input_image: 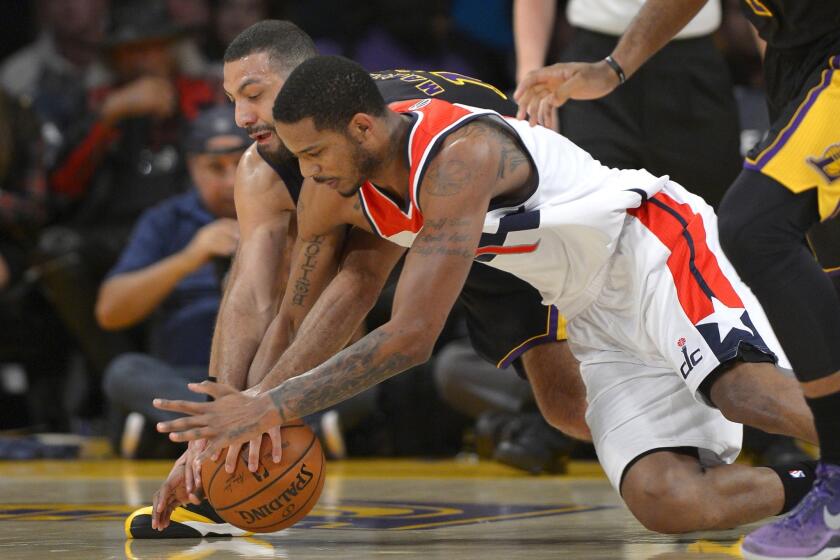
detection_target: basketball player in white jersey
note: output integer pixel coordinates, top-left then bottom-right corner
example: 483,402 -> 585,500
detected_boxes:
155,56 -> 819,533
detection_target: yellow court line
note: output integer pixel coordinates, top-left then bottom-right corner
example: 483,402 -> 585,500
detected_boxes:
391,505 -> 602,531
0,459 -> 607,480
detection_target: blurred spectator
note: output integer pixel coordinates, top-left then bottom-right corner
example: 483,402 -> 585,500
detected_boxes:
199,0 -> 272,79
0,90 -> 70,431
33,0 -> 216,417
1,0 -> 110,166
166,0 -> 211,30
0,0 -> 110,105
433,339 -> 576,473
165,0 -> 214,79
212,0 -> 271,54
98,105 -> 246,458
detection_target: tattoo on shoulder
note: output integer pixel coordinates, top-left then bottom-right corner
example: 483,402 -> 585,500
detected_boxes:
497,142 -> 528,179
424,159 -> 472,197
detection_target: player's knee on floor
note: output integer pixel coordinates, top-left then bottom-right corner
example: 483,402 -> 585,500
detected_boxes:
620,449 -> 716,534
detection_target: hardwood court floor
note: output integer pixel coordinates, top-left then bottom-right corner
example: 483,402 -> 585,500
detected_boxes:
0,458 -> 751,559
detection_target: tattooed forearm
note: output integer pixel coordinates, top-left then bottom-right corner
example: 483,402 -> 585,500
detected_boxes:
268,329 -> 416,421
292,235 -> 325,306
411,217 -> 476,260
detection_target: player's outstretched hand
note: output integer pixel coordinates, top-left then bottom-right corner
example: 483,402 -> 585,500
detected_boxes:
151,451 -> 197,531
219,424 -> 283,475
513,60 -> 621,127
153,380 -> 280,464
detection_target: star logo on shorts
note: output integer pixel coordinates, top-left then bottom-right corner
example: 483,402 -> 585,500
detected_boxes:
695,297 -> 754,343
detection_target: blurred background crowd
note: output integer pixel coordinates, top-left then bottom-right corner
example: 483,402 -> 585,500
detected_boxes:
0,0 -> 797,471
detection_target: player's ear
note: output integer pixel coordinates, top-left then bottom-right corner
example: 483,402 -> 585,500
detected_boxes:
347,113 -> 374,142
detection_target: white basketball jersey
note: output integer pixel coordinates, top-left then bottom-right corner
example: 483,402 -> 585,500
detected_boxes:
358,99 -> 667,318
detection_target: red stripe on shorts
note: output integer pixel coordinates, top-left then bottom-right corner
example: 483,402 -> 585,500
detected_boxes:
628,193 -> 744,323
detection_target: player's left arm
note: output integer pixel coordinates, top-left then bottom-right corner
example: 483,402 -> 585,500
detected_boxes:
153,122 -> 501,452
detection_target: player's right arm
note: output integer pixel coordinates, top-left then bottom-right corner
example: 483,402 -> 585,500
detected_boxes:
153,146 -> 295,529
514,0 -> 709,125
208,144 -> 296,391
243,181 -> 348,389
218,183 -> 402,474
246,182 -> 406,392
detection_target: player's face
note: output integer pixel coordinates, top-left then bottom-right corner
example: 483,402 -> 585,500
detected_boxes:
277,118 -> 379,198
188,140 -> 244,218
223,52 -> 285,155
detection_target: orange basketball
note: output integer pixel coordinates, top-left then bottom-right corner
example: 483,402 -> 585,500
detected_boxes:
201,423 -> 325,533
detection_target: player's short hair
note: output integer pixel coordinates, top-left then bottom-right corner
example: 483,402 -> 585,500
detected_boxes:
273,55 -> 386,132
223,20 -> 317,78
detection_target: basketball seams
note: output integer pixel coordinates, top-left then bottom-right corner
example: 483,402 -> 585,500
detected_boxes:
245,447 -> 326,531
213,433 -> 319,512
204,423 -> 308,496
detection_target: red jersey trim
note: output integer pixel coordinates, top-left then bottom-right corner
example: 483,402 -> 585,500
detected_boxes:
628,192 -> 744,324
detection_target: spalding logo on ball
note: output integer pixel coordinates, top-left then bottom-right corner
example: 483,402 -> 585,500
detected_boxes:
201,423 -> 326,532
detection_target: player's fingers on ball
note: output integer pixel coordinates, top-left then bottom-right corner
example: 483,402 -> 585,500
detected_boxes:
269,428 -> 283,463
248,437 -> 261,472
197,445 -> 219,468
226,442 -> 242,473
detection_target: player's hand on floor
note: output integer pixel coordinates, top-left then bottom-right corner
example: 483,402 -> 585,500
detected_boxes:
154,380 -> 279,464
151,451 -> 196,530
514,61 -> 621,127
184,438 -> 208,501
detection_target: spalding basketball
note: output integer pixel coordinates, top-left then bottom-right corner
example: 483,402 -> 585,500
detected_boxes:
201,423 -> 325,533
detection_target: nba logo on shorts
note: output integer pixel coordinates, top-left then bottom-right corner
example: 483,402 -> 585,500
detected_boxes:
788,469 -> 806,479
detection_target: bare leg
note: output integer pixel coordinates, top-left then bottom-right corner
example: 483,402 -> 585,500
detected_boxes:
621,450 -> 783,534
710,362 -> 817,444
521,341 -> 591,441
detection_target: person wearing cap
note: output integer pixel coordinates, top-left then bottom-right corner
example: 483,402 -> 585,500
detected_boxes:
95,104 -> 248,459
31,0 -> 217,406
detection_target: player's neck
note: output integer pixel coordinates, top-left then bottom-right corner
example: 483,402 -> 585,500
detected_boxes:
364,113 -> 412,202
